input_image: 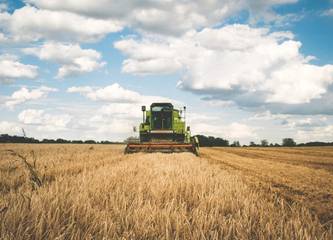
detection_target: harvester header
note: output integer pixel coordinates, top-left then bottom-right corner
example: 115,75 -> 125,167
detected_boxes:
125,103 -> 199,155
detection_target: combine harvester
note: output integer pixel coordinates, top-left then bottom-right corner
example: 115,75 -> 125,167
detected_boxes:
125,103 -> 199,156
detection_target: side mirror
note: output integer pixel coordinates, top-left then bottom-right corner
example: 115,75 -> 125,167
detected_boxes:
187,126 -> 190,131
142,106 -> 146,112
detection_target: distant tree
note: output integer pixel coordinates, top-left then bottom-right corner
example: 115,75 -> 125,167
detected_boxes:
56,138 -> 69,144
0,134 -> 39,143
230,141 -> 240,147
42,139 -> 56,143
261,139 -> 269,147
208,136 -> 215,146
282,138 -> 296,147
215,137 -> 229,147
194,135 -> 229,147
6,133 -> 332,147
297,141 -> 333,147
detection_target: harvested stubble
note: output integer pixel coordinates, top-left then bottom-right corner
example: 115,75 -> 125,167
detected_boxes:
0,144 -> 332,239
201,147 -> 333,225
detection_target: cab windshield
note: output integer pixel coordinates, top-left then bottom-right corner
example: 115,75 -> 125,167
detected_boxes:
151,105 -> 172,130
151,105 -> 172,112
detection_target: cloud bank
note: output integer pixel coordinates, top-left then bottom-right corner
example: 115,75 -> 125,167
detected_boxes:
115,24 -> 333,110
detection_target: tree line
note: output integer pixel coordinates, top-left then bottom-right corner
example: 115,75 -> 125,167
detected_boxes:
194,135 -> 333,147
1,133 -> 333,147
0,134 -> 120,144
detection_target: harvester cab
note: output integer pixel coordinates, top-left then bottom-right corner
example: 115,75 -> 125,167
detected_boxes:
125,103 -> 199,155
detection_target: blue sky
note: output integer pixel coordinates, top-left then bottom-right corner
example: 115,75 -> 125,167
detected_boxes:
0,0 -> 333,144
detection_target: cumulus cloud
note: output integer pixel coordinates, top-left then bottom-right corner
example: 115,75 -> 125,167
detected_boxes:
248,90 -> 333,115
83,109 -> 137,136
184,111 -> 257,141
191,121 -> 257,141
114,39 -> 182,75
18,109 -> 44,124
0,121 -> 21,134
24,0 -> 297,36
0,6 -> 123,42
321,8 -> 333,17
281,116 -> 328,129
249,111 -> 289,121
67,84 -> 140,102
23,42 -> 106,78
5,86 -> 57,109
296,124 -> 333,142
0,3 -> 7,12
96,103 -> 141,119
115,24 -> 333,108
0,32 -> 9,43
0,54 -> 38,83
249,113 -> 333,143
18,109 -> 72,132
67,83 -> 174,104
247,0 -> 298,24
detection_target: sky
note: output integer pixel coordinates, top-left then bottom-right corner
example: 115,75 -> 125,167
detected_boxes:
0,0 -> 333,144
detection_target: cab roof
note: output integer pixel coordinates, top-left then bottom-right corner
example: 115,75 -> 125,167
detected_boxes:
150,103 -> 173,108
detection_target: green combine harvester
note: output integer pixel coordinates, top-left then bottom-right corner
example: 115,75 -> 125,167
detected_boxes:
125,103 -> 199,155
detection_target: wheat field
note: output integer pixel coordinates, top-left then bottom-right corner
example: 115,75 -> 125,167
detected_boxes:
0,144 -> 333,239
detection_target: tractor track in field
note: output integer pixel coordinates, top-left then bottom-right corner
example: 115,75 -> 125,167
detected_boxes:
217,148 -> 333,173
201,148 -> 333,225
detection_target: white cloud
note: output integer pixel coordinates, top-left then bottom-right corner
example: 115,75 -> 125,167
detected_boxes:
247,0 -> 298,24
282,116 -> 328,129
67,84 -> 140,102
0,32 -> 9,43
249,111 -> 289,121
204,100 -> 235,108
67,83 -> 174,105
296,125 -> 333,143
114,39 -> 182,75
0,6 -> 123,42
191,121 -> 257,141
25,0 -> 297,36
23,42 -> 106,78
227,122 -> 257,140
5,86 -> 57,109
0,121 -> 21,135
18,109 -> 44,124
18,109 -> 72,132
97,103 -> 141,119
88,114 -> 136,135
59,103 -> 141,140
185,110 -> 257,141
0,3 -> 7,12
115,24 -> 333,105
0,54 -> 38,83
321,8 -> 333,17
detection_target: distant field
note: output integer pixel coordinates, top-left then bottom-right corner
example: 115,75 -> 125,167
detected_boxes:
1,144 -> 332,239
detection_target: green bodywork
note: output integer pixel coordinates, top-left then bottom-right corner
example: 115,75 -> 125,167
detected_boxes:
139,103 -> 191,143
